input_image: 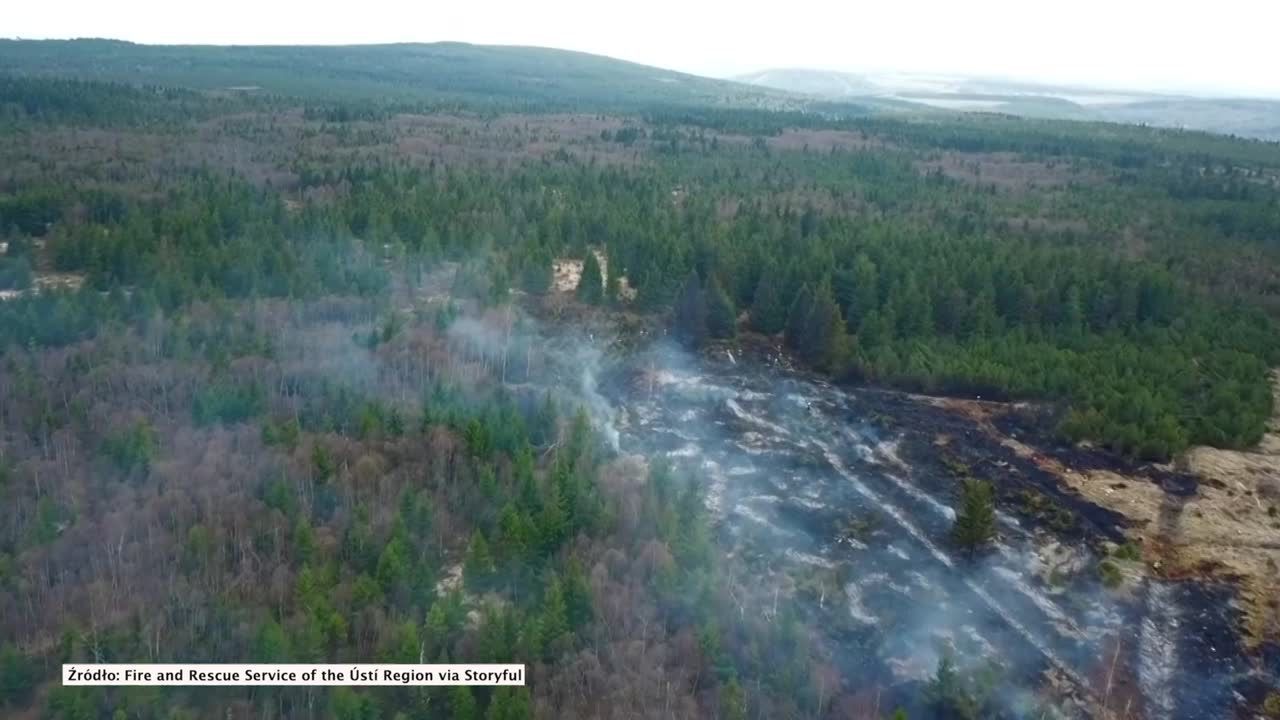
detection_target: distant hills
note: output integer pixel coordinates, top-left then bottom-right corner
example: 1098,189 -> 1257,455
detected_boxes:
735,68 -> 1280,140
0,39 -> 788,111
3,39 -> 1278,140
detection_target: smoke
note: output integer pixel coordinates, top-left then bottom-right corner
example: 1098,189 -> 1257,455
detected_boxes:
402,281 -> 1239,718
446,309 -> 621,451
572,340 -> 620,451
596,338 -> 1244,719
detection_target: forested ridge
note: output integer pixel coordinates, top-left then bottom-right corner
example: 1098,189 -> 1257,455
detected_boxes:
1,49 -> 1280,719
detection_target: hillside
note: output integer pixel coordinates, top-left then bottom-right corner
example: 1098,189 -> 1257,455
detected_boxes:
0,38 -> 786,110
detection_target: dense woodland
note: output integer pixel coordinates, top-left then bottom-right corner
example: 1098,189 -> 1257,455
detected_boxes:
2,43 -> 1280,719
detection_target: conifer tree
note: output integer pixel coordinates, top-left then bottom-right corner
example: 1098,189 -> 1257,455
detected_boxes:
952,478 -> 997,558
785,283 -> 814,351
604,245 -> 621,305
0,644 -> 34,706
450,685 -> 479,720
672,270 -> 708,348
464,531 -> 495,590
540,575 -> 571,658
562,558 -> 594,629
576,252 -> 603,304
519,249 -> 553,295
750,271 -> 786,334
705,275 -> 737,339
801,283 -> 849,369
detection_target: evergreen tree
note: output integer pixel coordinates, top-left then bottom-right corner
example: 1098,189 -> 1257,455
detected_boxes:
925,655 -> 979,719
800,283 -> 849,370
604,245 -> 621,305
0,644 -> 34,706
672,270 -> 708,348
537,476 -> 569,554
705,275 -> 737,339
562,558 -> 594,629
749,271 -> 786,334
464,531 -> 496,590
253,619 -> 289,662
849,253 -> 879,329
576,252 -> 603,304
518,249 -> 552,295
784,283 -> 814,351
951,478 -> 997,558
540,575 -> 571,659
450,685 -> 479,720
487,687 -> 533,720
1059,283 -> 1084,336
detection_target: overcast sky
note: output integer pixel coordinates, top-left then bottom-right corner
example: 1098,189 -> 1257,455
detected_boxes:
7,0 -> 1280,98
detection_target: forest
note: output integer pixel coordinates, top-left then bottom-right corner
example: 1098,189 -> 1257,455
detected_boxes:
2,41 -> 1280,719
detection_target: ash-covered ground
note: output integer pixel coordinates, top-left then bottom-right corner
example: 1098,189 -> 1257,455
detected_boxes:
579,340 -> 1270,719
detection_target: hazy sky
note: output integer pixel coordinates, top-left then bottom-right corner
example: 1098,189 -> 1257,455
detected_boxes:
8,0 -> 1280,98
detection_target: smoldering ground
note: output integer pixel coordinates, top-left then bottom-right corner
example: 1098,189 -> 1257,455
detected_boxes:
585,338 -> 1256,720
201,265 -> 1260,719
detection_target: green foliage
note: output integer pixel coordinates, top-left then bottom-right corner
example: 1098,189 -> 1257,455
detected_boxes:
791,283 -> 850,371
720,677 -> 747,720
253,620 -> 289,662
376,530 -> 411,592
0,643 -> 34,706
4,51 -> 1280,720
45,686 -> 100,720
705,275 -> 737,339
785,284 -> 814,350
450,685 -> 478,720
672,270 -> 708,348
464,530 -> 496,591
486,687 -> 532,720
749,271 -> 786,334
576,252 -> 604,304
1098,559 -> 1124,588
192,381 -> 264,426
0,100 -> 1273,460
517,249 -> 553,295
329,686 -> 377,720
309,446 -> 338,487
0,255 -> 32,291
951,478 -> 997,558
1112,541 -> 1142,562
562,559 -> 594,629
924,655 -> 1000,720
261,416 -> 301,450
539,574 -> 572,659
0,39 -> 754,111
0,74 -> 216,126
261,476 -> 298,518
100,420 -> 155,475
